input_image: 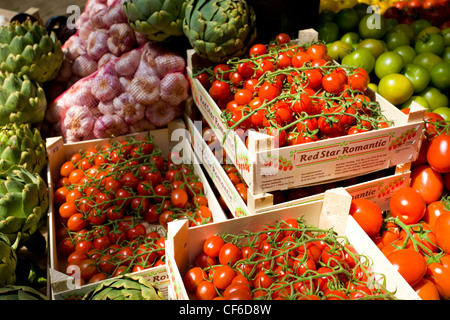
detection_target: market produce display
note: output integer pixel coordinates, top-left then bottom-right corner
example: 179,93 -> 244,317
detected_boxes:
182,217 -> 396,300
53,134 -> 214,285
0,0 -> 449,302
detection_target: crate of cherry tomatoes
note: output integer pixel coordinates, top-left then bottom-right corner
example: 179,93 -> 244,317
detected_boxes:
46,119 -> 227,299
186,28 -> 425,195
185,112 -> 412,216
165,187 -> 419,300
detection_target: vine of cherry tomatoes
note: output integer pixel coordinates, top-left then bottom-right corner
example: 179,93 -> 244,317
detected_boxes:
183,218 -> 396,300
53,134 -> 213,285
195,33 -> 393,148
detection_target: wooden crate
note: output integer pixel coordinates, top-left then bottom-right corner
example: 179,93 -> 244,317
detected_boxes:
187,28 -> 426,196
46,120 -> 227,299
165,188 -> 420,300
185,113 -> 411,216
0,7 -> 41,26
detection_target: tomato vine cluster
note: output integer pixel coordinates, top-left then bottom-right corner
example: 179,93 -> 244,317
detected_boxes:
53,135 -> 213,284
183,218 -> 396,300
195,33 -> 393,148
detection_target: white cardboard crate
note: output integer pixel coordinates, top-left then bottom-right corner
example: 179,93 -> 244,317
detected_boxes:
185,113 -> 412,216
186,28 -> 426,195
46,120 -> 227,299
165,188 -> 420,300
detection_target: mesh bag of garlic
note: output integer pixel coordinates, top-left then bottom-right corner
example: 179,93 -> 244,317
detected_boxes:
43,41 -> 190,142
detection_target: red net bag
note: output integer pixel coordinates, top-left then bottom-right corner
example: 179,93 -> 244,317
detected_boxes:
44,42 -> 189,142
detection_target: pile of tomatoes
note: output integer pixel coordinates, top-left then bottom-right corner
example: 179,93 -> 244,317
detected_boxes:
53,134 -> 213,285
183,218 -> 396,300
350,112 -> 450,300
195,33 -> 392,148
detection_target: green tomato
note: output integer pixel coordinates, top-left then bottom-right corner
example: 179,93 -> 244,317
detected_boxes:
410,19 -> 432,37
335,8 -> 360,32
357,38 -> 386,59
433,107 -> 450,121
318,10 -> 336,24
385,18 -> 399,33
375,51 -> 404,80
401,63 -> 431,93
385,31 -> 411,51
318,22 -> 340,43
378,73 -> 414,106
389,23 -> 416,42
341,47 -> 376,74
413,52 -> 443,71
327,40 -> 354,61
353,2 -> 370,19
415,33 -> 445,56
340,32 -> 360,46
419,87 -> 449,110
442,47 -> 450,63
416,26 -> 441,41
441,28 -> 450,47
400,95 -> 430,111
430,61 -> 450,90
368,82 -> 378,92
393,45 -> 417,65
358,14 -> 387,39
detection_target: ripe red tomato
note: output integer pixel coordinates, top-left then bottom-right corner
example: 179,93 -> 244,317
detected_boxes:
209,80 -> 231,101
389,187 -> 426,224
349,199 -> 383,236
410,164 -> 444,204
434,212 -> 450,253
211,265 -> 236,290
413,277 -> 440,300
183,267 -> 207,293
195,280 -> 217,300
171,188 -> 188,208
427,134 -> 450,173
218,242 -> 242,266
424,200 -> 449,228
426,253 -> 450,299
387,249 -> 427,286
203,235 -> 225,258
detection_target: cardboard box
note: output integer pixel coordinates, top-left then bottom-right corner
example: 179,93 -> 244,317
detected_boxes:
185,113 -> 411,216
46,120 -> 227,299
165,188 -> 420,300
186,29 -> 426,195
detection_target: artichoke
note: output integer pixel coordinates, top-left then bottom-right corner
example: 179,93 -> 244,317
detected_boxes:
0,123 -> 47,174
0,232 -> 18,287
82,274 -> 165,300
183,0 -> 257,63
0,20 -> 63,83
0,285 -> 48,300
0,72 -> 47,126
0,166 -> 48,244
124,0 -> 188,42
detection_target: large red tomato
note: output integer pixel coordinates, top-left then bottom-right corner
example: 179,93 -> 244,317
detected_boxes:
426,254 -> 450,299
387,249 -> 427,286
410,164 -> 444,204
349,199 -> 383,236
434,212 -> 450,253
389,187 -> 427,224
427,134 -> 450,173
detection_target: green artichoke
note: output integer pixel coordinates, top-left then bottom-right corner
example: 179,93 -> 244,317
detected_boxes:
0,20 -> 63,83
82,274 -> 165,300
0,166 -> 48,244
0,232 -> 18,287
0,285 -> 47,300
124,0 -> 188,42
0,123 -> 47,174
183,0 -> 257,63
0,72 -> 47,126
